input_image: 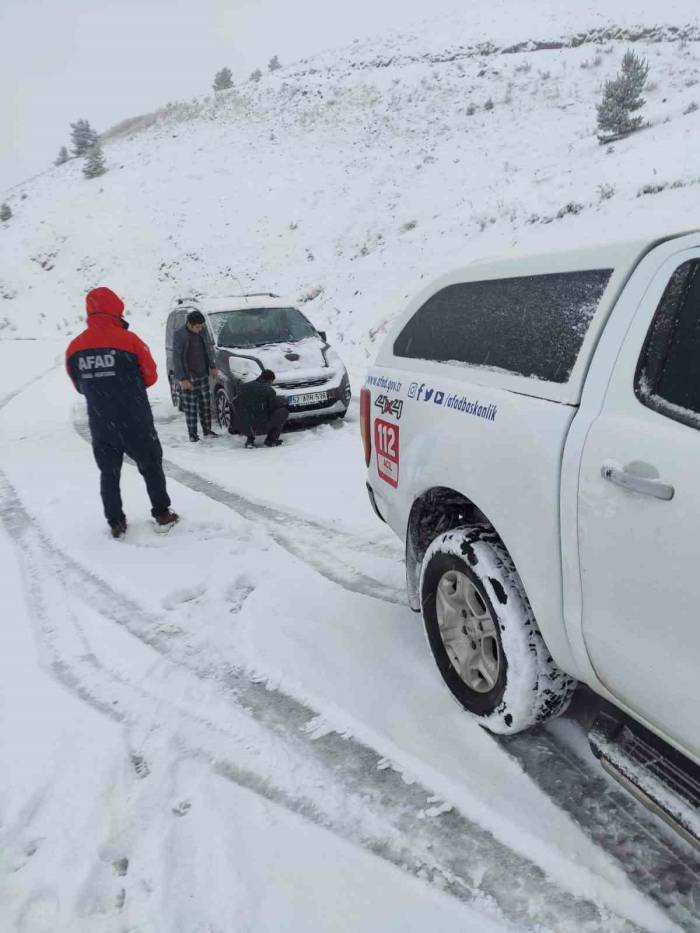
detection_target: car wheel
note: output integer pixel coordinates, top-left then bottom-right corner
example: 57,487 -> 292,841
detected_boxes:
215,386 -> 232,430
420,525 -> 575,734
170,374 -> 182,410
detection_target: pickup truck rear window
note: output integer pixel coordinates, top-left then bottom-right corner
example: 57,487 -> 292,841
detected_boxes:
393,269 -> 613,383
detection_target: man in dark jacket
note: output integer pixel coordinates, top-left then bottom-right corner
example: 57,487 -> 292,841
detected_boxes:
66,286 -> 178,538
233,370 -> 289,448
173,310 -> 219,442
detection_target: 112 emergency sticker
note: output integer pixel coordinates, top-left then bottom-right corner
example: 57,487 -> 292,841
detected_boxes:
374,418 -> 399,487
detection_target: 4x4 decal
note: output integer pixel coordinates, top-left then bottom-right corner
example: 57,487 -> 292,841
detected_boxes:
375,394 -> 403,420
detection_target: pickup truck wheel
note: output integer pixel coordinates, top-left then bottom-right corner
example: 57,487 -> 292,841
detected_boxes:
421,526 -> 575,734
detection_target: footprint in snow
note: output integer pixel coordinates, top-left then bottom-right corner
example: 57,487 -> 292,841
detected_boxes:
172,800 -> 192,817
24,839 -> 41,858
5,838 -> 42,873
130,752 -> 150,779
162,583 -> 207,610
112,857 -> 129,877
226,577 -> 255,614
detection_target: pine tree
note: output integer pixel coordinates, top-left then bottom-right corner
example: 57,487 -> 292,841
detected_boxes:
268,55 -> 281,72
0,203 -> 12,222
597,50 -> 650,142
54,146 -> 69,166
213,67 -> 233,91
250,68 -> 262,83
70,119 -> 99,157
82,144 -> 107,179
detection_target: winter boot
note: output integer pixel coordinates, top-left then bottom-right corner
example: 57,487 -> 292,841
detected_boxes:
264,438 -> 284,447
109,516 -> 127,539
244,437 -> 256,449
189,434 -> 199,443
203,429 -> 220,438
155,509 -> 179,529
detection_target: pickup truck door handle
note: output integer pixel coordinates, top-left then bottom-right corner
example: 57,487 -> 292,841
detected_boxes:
601,462 -> 675,501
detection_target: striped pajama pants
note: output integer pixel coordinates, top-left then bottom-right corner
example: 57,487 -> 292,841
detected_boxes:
182,375 -> 211,437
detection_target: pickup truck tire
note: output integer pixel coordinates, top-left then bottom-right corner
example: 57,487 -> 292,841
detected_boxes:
420,526 -> 575,734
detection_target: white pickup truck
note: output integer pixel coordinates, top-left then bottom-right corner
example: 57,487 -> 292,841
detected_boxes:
361,231 -> 700,846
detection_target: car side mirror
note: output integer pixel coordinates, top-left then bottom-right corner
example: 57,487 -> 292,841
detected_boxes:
318,330 -> 327,342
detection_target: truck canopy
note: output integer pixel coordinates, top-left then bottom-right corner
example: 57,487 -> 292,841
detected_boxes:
380,232 -> 699,406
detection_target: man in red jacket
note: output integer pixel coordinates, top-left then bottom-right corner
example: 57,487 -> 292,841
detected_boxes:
66,286 -> 179,538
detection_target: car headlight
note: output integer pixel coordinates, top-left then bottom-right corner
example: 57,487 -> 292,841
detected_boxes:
323,345 -> 343,369
228,357 -> 259,381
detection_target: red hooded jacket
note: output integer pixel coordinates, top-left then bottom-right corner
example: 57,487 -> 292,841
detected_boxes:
66,287 -> 157,390
66,288 -> 159,442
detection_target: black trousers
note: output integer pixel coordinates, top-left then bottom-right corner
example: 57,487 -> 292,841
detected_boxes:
92,433 -> 170,525
245,406 -> 289,442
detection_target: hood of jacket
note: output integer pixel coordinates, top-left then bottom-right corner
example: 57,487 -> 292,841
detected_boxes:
86,287 -> 125,324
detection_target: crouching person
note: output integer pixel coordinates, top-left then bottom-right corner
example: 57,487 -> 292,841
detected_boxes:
66,286 -> 179,538
232,369 -> 289,448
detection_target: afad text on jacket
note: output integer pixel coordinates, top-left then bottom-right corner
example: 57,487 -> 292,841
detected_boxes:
66,287 -> 158,443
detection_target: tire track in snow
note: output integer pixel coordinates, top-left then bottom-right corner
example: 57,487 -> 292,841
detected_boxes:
0,361 -> 61,411
499,728 -> 700,932
71,409 -> 405,606
0,473 -> 649,933
68,398 -> 700,929
162,457 -> 404,603
4,375 -> 695,928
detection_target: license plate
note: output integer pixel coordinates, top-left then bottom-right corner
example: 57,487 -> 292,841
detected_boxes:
288,391 -> 328,407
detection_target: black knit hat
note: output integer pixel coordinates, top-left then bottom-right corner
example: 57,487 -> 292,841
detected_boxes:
187,310 -> 206,325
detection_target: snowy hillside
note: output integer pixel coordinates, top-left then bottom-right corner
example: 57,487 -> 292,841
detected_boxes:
2,3 -> 700,931
1,0 -> 699,379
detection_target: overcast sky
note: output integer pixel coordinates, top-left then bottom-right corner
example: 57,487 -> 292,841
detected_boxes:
0,0 -> 462,191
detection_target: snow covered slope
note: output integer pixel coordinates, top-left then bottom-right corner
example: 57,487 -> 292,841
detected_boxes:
1,0 -> 699,379
2,4 -> 700,930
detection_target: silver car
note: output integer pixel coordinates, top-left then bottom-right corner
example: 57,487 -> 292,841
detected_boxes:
165,294 -> 352,430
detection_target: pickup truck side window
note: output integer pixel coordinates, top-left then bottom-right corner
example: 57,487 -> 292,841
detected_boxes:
635,259 -> 700,429
393,269 -> 612,383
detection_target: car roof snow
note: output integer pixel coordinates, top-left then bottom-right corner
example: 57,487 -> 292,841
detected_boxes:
172,295 -> 294,314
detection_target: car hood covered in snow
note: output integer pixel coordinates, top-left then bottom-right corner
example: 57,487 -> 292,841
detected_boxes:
249,337 -> 338,384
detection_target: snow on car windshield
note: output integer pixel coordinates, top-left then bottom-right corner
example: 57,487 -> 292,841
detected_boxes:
209,307 -> 316,349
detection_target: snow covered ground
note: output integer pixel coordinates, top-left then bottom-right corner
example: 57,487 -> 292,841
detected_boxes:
2,1 -> 700,930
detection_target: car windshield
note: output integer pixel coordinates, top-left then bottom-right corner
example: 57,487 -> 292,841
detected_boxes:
208,307 -> 316,349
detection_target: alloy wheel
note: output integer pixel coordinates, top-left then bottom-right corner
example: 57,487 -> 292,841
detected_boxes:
216,389 -> 231,429
170,376 -> 182,410
435,570 -> 501,693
